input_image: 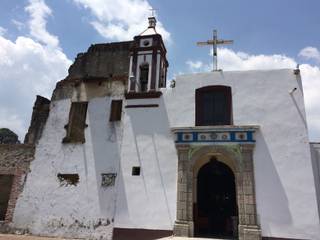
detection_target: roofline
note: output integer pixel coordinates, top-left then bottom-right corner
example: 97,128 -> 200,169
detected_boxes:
176,68 -> 296,78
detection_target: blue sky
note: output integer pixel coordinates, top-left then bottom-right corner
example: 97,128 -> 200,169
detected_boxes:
0,0 -> 319,141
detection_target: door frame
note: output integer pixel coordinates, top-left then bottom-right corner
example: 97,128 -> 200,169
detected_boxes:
173,144 -> 261,240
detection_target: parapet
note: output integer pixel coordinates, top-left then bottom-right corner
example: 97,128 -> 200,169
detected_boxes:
52,41 -> 134,101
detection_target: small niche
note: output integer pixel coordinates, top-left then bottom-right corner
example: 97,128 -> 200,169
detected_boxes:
132,167 -> 141,176
0,174 -> 14,220
109,100 -> 123,122
57,173 -> 79,186
101,173 -> 117,187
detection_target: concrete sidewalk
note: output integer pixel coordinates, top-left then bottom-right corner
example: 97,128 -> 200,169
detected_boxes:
0,234 -> 231,240
0,234 -> 79,240
160,237 -> 232,240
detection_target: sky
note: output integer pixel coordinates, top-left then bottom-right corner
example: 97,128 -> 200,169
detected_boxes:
0,0 -> 319,141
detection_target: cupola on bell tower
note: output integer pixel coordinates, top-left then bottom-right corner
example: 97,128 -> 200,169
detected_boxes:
126,17 -> 168,98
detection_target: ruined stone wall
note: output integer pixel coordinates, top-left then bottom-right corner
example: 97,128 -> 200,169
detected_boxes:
24,96 -> 50,145
2,41 -> 132,238
0,144 -> 35,223
10,41 -> 133,239
52,41 -> 133,101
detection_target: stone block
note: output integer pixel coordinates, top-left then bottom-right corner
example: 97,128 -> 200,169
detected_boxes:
243,186 -> 253,195
239,224 -> 261,240
174,221 -> 193,237
244,194 -> 254,204
179,183 -> 187,192
179,152 -> 189,161
178,191 -> 187,202
177,209 -> 183,220
173,221 -> 189,237
245,204 -> 256,215
249,214 -> 257,225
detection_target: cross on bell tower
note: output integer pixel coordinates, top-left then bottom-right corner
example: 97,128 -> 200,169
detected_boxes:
126,16 -> 168,97
149,8 -> 157,17
197,30 -> 233,71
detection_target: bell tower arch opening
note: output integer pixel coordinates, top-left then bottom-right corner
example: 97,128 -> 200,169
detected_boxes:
126,16 -> 168,97
194,157 -> 238,238
139,63 -> 149,92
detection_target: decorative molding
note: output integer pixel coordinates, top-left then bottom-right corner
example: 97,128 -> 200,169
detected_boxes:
172,126 -> 258,144
130,54 -> 138,91
125,91 -> 162,99
133,34 -> 167,54
174,137 -> 261,239
101,173 -> 117,187
150,50 -> 157,90
125,104 -> 159,108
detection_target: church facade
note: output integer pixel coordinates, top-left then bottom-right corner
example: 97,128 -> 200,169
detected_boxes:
1,17 -> 320,240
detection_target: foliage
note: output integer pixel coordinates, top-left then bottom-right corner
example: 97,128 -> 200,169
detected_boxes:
0,128 -> 20,144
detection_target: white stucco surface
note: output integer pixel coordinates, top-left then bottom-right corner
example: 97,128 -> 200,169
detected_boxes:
163,69 -> 320,239
114,97 -> 178,230
311,143 -> 320,217
12,68 -> 320,240
13,97 -> 120,239
13,95 -> 178,238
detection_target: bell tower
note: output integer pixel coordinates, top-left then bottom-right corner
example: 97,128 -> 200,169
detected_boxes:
126,17 -> 168,98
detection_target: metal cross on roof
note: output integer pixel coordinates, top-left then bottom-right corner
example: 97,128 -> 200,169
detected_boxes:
197,30 -> 233,71
149,8 -> 157,17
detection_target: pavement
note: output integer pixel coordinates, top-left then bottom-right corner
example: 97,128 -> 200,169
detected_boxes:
0,234 -> 231,240
0,234 -> 78,240
160,237 -> 232,240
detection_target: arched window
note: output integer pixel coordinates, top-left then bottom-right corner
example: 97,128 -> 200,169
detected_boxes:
195,86 -> 232,126
139,64 -> 149,92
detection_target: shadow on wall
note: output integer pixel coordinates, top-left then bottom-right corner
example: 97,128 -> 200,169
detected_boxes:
310,144 -> 320,219
87,97 -> 125,225
254,130 -> 292,235
289,92 -> 307,130
86,96 -> 177,234
127,97 -> 176,227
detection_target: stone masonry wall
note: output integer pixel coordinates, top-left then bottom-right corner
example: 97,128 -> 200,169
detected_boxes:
52,41 -> 133,101
0,144 -> 35,223
24,96 -> 50,145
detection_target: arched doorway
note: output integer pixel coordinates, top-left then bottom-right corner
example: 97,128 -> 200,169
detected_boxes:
194,157 -> 238,238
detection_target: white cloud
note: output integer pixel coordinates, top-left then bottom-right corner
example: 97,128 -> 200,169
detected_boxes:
25,0 -> 59,47
0,1 -> 71,140
299,46 -> 320,63
0,109 -> 25,140
299,64 -> 320,141
12,19 -> 25,31
72,0 -> 171,42
0,26 -> 7,36
217,48 -> 296,70
185,48 -> 320,141
186,60 -> 205,72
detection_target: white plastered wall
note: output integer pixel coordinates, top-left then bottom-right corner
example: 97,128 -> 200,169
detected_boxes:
114,97 -> 178,230
12,97 -> 122,239
13,68 -> 320,239
163,69 -> 320,239
311,143 -> 320,219
13,94 -> 178,236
